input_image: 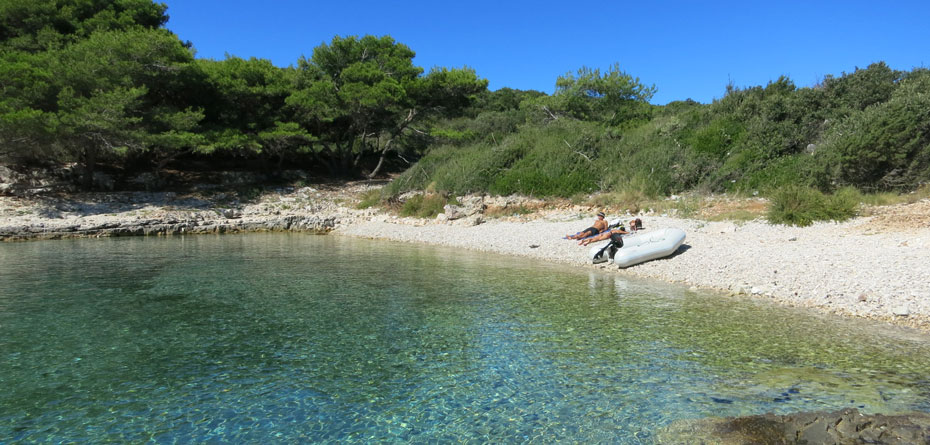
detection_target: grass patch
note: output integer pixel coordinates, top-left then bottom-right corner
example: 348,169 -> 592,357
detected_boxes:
856,184 -> 930,206
484,204 -> 537,219
399,193 -> 450,218
587,191 -> 705,218
587,188 -> 652,214
356,188 -> 382,209
706,209 -> 760,222
654,196 -> 702,219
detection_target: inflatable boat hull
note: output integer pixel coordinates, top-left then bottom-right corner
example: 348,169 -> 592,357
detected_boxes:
588,228 -> 686,268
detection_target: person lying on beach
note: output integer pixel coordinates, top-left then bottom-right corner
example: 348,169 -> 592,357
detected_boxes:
565,212 -> 609,240
580,226 -> 629,246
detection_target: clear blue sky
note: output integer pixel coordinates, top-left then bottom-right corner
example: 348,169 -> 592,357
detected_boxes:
160,0 -> 929,105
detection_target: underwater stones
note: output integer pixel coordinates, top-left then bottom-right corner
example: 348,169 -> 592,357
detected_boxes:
656,408 -> 930,444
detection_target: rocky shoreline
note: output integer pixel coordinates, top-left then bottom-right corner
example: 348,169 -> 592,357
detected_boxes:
0,211 -> 338,240
3,182 -> 930,334
0,188 -> 351,241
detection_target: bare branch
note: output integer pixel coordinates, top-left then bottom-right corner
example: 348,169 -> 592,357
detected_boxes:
542,105 -> 559,120
574,151 -> 592,162
564,139 -> 592,162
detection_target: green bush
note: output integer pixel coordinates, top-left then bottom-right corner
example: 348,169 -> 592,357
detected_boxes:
487,122 -> 601,196
737,155 -> 816,193
766,185 -> 859,226
684,117 -> 744,158
767,185 -> 825,226
812,70 -> 930,190
399,193 -> 449,218
824,186 -> 861,220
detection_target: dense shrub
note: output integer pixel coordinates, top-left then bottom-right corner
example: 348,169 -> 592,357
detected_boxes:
811,69 -> 930,190
487,121 -> 602,196
386,119 -> 605,198
766,185 -> 859,226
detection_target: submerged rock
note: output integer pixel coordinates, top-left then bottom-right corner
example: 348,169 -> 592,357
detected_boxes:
656,408 -> 930,444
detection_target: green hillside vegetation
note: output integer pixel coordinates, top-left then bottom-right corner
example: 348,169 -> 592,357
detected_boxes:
2,1 -> 929,226
389,64 -> 930,197
386,64 -> 930,225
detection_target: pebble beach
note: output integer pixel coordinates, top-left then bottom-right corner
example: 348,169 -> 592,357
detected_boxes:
3,182 -> 930,332
339,209 -> 930,332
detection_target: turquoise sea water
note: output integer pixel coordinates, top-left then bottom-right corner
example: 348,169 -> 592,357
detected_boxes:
1,234 -> 929,443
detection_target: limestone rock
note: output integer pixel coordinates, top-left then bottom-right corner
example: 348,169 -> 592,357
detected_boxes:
442,204 -> 466,220
0,165 -> 18,184
460,214 -> 483,226
457,195 -> 486,215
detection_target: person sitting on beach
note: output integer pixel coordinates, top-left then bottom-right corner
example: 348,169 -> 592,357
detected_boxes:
580,225 -> 629,246
565,212 -> 609,240
628,218 -> 643,231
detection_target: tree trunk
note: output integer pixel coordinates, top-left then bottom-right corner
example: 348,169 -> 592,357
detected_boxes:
367,137 -> 394,179
316,143 -> 337,176
155,147 -> 194,177
277,151 -> 286,173
367,109 -> 417,179
81,146 -> 97,190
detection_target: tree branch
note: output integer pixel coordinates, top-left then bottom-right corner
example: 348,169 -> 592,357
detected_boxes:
564,139 -> 592,162
542,105 -> 559,120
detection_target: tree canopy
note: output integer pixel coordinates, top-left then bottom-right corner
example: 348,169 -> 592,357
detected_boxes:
1,0 -> 927,199
0,2 -> 489,185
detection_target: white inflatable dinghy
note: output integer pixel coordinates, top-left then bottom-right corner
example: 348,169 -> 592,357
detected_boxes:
588,227 -> 686,268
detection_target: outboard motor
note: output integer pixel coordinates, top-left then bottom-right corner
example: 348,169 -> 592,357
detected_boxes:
591,229 -> 624,264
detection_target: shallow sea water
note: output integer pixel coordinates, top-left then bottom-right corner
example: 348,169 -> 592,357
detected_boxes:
1,233 -> 929,443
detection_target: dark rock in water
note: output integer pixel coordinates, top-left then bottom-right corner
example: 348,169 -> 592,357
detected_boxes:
656,408 -> 930,444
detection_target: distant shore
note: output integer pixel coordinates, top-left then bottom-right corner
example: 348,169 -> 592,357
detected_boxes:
3,183 -> 929,333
